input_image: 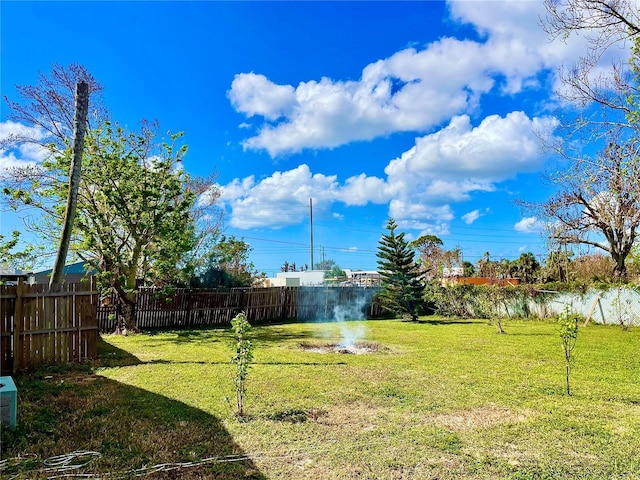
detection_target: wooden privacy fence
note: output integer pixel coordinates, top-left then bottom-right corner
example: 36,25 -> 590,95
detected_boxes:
98,286 -> 382,332
1,280 -> 99,375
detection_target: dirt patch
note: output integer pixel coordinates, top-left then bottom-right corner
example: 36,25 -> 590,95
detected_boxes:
299,341 -> 388,354
426,405 -> 533,432
319,403 -> 392,431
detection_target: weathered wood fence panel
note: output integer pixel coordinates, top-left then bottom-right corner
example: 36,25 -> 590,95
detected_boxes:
243,287 -> 297,323
97,286 -> 382,332
1,285 -> 16,374
0,281 -> 99,375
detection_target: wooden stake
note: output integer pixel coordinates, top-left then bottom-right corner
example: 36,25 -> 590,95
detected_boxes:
583,296 -> 600,326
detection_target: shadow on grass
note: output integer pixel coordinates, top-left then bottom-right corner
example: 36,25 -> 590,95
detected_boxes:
146,359 -> 347,367
2,367 -> 265,479
98,336 -> 342,369
142,325 -> 229,343
416,318 -> 479,326
138,324 -> 317,348
96,335 -> 144,367
124,317 -> 400,348
506,332 -> 551,336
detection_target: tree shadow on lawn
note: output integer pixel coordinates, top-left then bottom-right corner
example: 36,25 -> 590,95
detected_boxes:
146,359 -> 347,367
138,324 -> 317,347
96,335 -> 145,367
415,318 -> 480,326
97,336 -> 344,369
2,365 -> 265,479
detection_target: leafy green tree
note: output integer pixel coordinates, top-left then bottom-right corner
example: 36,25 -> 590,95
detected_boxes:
194,236 -> 260,288
462,261 -> 476,277
476,252 -> 498,278
324,264 -> 346,281
376,218 -> 424,320
0,231 -> 43,272
231,311 -> 254,418
514,252 -> 540,283
314,258 -> 337,270
1,65 -> 220,332
411,235 -> 463,280
4,122 -> 198,332
542,249 -> 574,283
497,258 -> 515,279
558,306 -> 579,395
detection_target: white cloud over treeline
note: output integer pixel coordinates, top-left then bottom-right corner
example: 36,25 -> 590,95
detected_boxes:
218,111 -> 557,229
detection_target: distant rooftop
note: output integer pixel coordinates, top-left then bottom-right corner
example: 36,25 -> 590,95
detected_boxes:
35,261 -> 97,275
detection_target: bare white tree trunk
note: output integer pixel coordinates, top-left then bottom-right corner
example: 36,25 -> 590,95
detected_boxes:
50,81 -> 89,287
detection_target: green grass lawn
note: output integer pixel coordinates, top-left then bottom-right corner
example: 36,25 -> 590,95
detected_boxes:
2,317 -> 639,479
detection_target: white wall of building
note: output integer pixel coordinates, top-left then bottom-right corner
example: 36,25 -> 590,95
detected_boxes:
263,270 -> 327,287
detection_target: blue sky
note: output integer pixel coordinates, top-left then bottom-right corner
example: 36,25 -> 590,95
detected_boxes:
0,1 -> 624,276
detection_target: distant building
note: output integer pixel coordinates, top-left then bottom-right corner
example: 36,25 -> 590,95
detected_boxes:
262,270 -> 326,287
347,270 -> 381,287
32,261 -> 97,285
262,269 -> 382,288
0,266 -> 32,285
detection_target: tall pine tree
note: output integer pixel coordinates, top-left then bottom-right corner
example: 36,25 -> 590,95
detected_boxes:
376,218 -> 424,320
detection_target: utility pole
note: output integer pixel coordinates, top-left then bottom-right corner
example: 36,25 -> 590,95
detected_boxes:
309,198 -> 314,270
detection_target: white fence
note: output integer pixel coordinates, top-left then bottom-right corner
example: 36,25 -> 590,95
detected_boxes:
531,287 -> 640,327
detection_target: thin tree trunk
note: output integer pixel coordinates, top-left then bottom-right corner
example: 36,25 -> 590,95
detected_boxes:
50,81 -> 89,287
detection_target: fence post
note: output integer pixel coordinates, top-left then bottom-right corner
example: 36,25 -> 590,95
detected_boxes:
240,288 -> 246,313
279,288 -> 285,321
12,278 -> 24,374
185,289 -> 193,327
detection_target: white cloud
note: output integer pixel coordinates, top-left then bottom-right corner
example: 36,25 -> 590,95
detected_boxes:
375,112 -> 556,221
338,173 -> 392,206
230,42 -> 494,156
0,120 -> 47,142
462,209 -> 486,225
227,1 -> 576,157
389,199 -> 454,223
228,73 -> 296,121
218,164 -> 340,229
514,216 -> 543,233
415,223 -> 452,237
219,111 -> 557,230
0,121 -> 50,171
385,112 -> 558,185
